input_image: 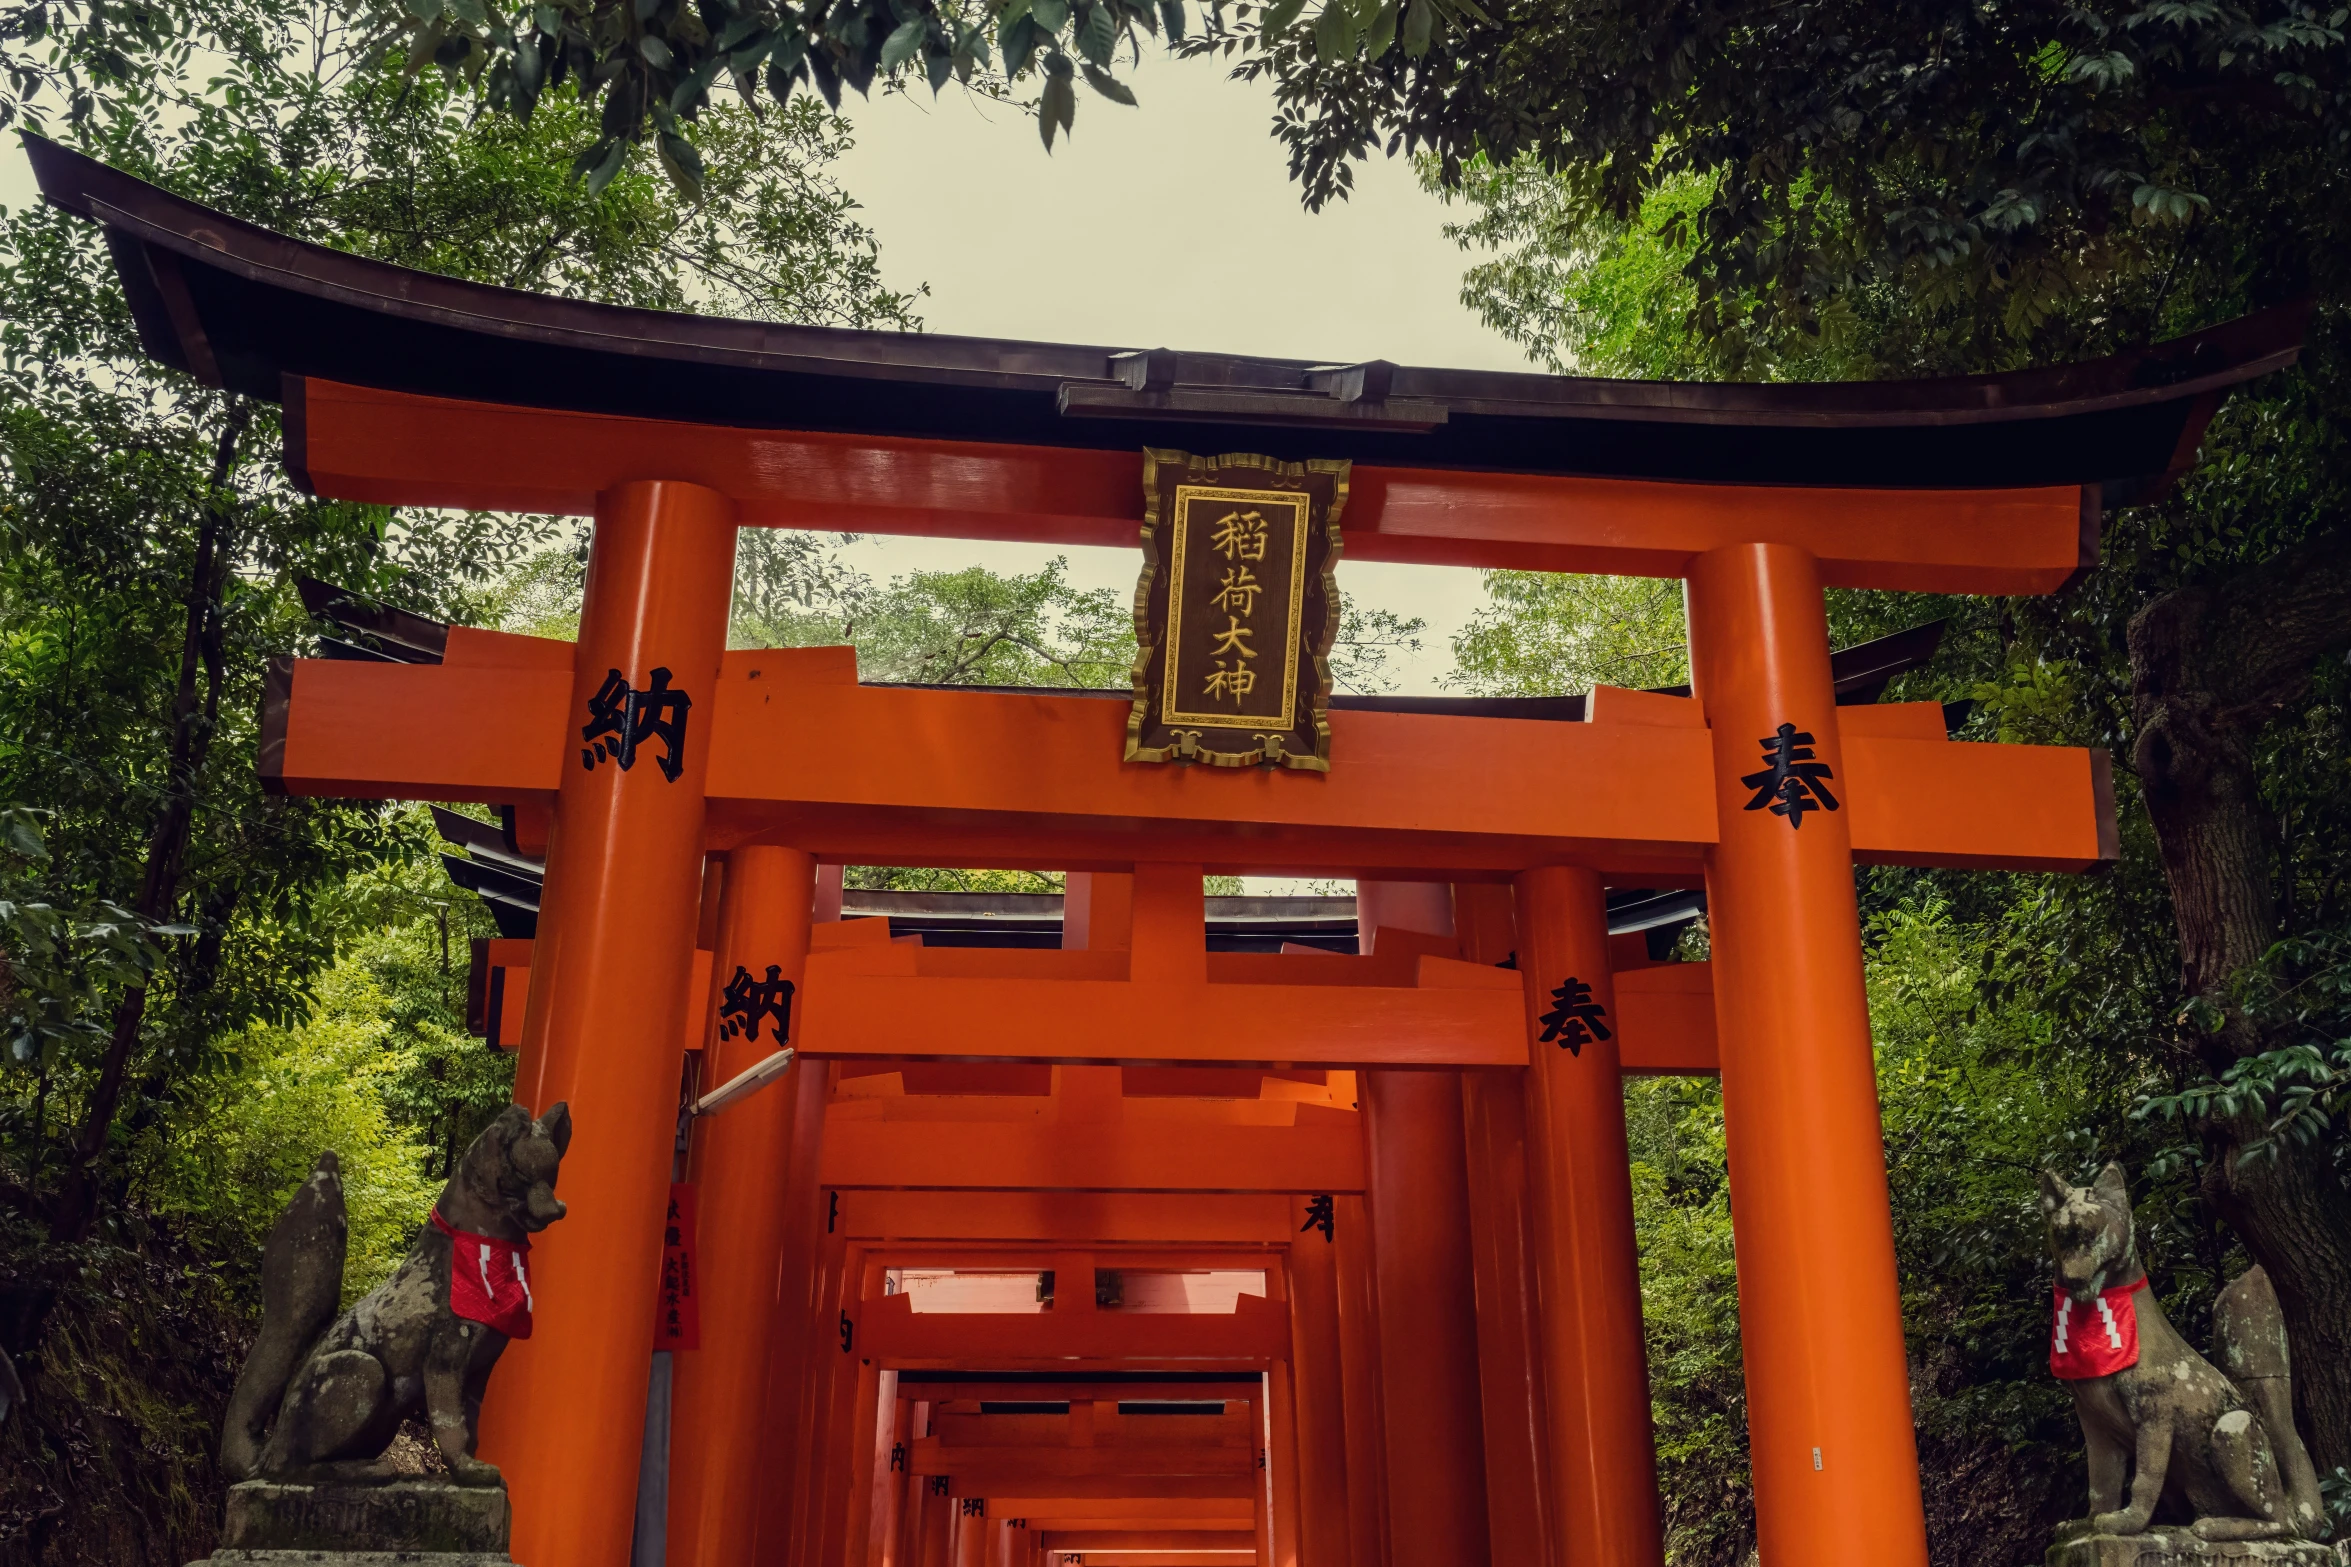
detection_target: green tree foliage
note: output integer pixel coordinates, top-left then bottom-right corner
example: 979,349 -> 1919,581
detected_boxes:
353,0 -> 1484,190
1437,121 -> 2351,1537
1203,0 -> 2348,353
1451,572 -> 1688,695
146,958 -> 444,1303
0,8 -> 918,1251
2,16 -> 929,1554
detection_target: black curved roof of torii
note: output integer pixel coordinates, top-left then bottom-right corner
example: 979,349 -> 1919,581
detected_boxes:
23,133 -> 2307,496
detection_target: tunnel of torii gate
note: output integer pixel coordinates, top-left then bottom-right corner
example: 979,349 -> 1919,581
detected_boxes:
28,137 -> 2309,1567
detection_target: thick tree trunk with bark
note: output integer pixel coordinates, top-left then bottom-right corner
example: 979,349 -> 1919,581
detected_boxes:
48,401 -> 248,1245
2128,521 -> 2351,1469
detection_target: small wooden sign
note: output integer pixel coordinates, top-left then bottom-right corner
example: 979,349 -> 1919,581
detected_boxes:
1126,448 -> 1347,771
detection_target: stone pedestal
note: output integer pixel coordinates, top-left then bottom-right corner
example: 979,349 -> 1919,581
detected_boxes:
191,1480 -> 516,1566
2047,1528 -> 2340,1567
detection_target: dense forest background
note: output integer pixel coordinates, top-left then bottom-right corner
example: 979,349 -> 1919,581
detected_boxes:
1,4 -> 2347,1566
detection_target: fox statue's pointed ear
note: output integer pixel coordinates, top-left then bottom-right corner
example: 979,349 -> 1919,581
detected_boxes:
540,1101 -> 572,1157
2092,1161 -> 2129,1207
2038,1170 -> 2069,1217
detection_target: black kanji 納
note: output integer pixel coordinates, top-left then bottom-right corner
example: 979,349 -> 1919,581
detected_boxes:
580,666 -> 693,783
718,964 -> 795,1043
1740,721 -> 1839,829
1538,978 -> 1613,1056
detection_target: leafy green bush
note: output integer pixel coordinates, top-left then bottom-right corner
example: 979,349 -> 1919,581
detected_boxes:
142,960 -> 440,1304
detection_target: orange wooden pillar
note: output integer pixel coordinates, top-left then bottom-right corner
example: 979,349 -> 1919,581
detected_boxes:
1511,867 -> 1661,1567
1283,1198 -> 1353,1567
1356,879 -> 1490,1567
1332,1192 -> 1388,1567
877,1386 -> 913,1567
788,1217 -> 856,1567
827,1254 -> 891,1567
1684,543 -> 1927,1567
1268,1360 -> 1303,1567
953,1504 -> 989,1567
753,1058 -> 837,1567
478,479 -> 737,1567
1452,884 -> 1557,1567
917,1480 -> 953,1567
669,844 -> 818,1567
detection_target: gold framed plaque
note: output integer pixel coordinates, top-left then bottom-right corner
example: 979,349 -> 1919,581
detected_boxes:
1125,448 -> 1347,771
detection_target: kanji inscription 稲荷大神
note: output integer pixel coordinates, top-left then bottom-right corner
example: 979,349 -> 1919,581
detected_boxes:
1126,449 -> 1345,772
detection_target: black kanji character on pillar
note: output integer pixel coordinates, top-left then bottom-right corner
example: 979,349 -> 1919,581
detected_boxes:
890,1442 -> 908,1473
1740,722 -> 1839,828
580,666 -> 693,782
1537,978 -> 1612,1057
961,1499 -> 985,1518
718,964 -> 795,1043
1301,1193 -> 1335,1242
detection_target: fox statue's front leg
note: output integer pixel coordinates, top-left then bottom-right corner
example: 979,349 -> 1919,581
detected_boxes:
2083,1416 -> 2128,1517
2093,1414 -> 2174,1537
424,1320 -> 503,1487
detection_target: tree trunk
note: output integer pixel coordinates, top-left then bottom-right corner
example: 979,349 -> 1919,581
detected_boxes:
48,400 -> 248,1245
2128,522 -> 2351,1470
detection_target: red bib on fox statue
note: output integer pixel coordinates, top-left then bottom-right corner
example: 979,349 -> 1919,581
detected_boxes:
432,1209 -> 536,1339
2050,1280 -> 2140,1379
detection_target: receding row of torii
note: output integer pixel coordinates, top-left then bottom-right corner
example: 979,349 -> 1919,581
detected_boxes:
32,132 -> 2299,1567
258,465 -> 2114,1567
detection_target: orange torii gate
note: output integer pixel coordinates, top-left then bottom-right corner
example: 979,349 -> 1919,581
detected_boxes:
28,137 -> 2303,1567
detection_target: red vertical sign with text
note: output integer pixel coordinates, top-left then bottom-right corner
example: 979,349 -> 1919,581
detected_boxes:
656,1182 -> 701,1351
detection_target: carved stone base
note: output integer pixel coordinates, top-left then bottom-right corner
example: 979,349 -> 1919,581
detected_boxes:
189,1481 -> 515,1564
2047,1528 -> 2341,1567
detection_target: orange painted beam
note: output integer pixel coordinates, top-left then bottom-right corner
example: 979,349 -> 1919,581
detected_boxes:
1042,1556 -> 1258,1566
983,1502 -> 1254,1526
1615,964 -> 1720,1075
1038,1535 -> 1257,1552
266,654 -> 2110,877
952,1477 -> 1255,1502
798,974 -> 1525,1070
820,1121 -> 1364,1194
857,1293 -> 1288,1364
294,380 -> 2092,593
913,1446 -> 1252,1481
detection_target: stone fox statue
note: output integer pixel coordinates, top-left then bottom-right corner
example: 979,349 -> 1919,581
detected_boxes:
2039,1163 -> 2326,1542
220,1102 -> 571,1486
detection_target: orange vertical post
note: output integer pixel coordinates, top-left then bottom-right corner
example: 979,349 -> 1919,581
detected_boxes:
877,1386 -> 911,1567
1060,871 -> 1134,951
789,1221 -> 855,1567
1683,543 -> 1927,1567
1268,1360 -> 1303,1567
1283,1201 -> 1353,1567
753,1059 -> 837,1567
669,844 -> 818,1567
1355,884 -> 1490,1567
1333,1193 -> 1389,1567
1511,866 -> 1661,1567
953,1505 -> 988,1567
826,1253 -> 890,1567
1358,1068 -> 1493,1567
917,1479 -> 952,1567
1453,883 -> 1558,1567
478,479 -> 737,1567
